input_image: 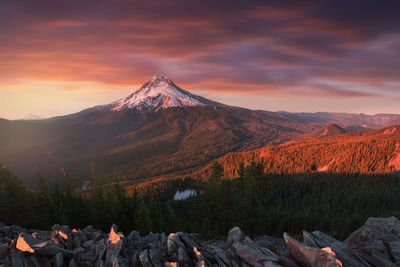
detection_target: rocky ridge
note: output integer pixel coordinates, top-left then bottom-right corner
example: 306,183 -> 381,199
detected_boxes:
0,217 -> 399,266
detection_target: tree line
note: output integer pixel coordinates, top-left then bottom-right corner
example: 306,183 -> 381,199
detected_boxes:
1,163 -> 400,240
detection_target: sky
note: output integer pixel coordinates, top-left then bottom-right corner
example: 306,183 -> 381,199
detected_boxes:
1,0 -> 400,119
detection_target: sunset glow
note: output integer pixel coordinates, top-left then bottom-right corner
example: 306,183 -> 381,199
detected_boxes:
1,0 -> 400,119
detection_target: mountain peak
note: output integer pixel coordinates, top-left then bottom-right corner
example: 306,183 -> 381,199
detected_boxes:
111,75 -> 208,112
149,74 -> 169,83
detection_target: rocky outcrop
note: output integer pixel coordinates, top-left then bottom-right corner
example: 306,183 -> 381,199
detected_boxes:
1,217 -> 400,266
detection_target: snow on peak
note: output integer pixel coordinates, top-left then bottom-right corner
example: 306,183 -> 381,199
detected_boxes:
112,74 -> 206,112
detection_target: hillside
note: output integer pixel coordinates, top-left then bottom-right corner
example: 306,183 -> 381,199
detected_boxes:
192,125 -> 400,180
304,123 -> 346,139
0,76 -> 317,187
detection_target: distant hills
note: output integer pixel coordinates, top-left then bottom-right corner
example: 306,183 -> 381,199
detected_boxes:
304,123 -> 346,139
193,125 -> 400,180
1,75 -> 400,187
0,75 -> 316,186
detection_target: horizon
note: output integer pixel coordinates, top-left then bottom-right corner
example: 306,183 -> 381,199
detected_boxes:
1,1 -> 400,119
3,73 -> 400,120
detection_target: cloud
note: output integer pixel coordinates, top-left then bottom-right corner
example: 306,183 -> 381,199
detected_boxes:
0,0 -> 399,102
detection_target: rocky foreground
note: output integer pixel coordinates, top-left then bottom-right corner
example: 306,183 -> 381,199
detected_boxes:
1,217 -> 400,266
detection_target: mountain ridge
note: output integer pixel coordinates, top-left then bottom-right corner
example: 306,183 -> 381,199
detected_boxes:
189,125 -> 400,181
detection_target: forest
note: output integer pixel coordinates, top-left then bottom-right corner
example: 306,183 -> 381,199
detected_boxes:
1,162 -> 400,241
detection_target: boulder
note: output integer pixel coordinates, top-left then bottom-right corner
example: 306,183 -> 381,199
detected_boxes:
389,241 -> 400,263
227,227 -> 245,245
53,252 -> 63,267
232,242 -> 280,267
15,233 -> 47,253
149,248 -> 163,266
201,243 -> 231,266
345,217 -> 400,248
309,231 -> 370,266
108,225 -> 124,256
167,233 -> 185,261
284,233 -> 343,267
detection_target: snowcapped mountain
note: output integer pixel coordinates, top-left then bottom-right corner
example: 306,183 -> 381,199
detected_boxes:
112,74 -> 210,112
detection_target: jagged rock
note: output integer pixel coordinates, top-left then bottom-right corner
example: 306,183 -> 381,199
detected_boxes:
254,235 -> 288,255
302,231 -> 318,248
53,252 -> 63,267
308,231 -> 370,266
167,233 -> 185,261
69,258 -> 79,267
149,248 -> 163,266
353,249 -> 397,267
227,226 -> 245,245
201,243 -> 231,266
6,218 -> 400,267
108,224 -> 124,256
389,241 -> 400,263
139,249 -> 152,266
16,233 -> 47,253
345,216 -> 400,248
0,242 -> 7,260
232,242 -> 280,267
110,254 -> 128,267
83,225 -> 94,233
83,240 -> 94,249
127,230 -> 141,241
178,246 -> 191,265
284,233 -> 343,267
95,239 -> 107,262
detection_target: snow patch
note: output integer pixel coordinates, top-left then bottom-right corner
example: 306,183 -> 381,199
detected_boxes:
173,189 -> 197,200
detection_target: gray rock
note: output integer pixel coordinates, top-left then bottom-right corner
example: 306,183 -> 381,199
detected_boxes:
69,259 -> 79,267
167,233 -> 185,261
361,239 -> 392,262
96,239 -> 107,262
227,227 -> 245,245
353,249 -> 397,267
108,225 -> 124,256
232,242 -> 280,267
127,231 -> 141,241
12,254 -> 26,267
389,241 -> 400,263
254,235 -> 288,255
149,248 -> 163,266
0,242 -> 7,260
283,232 -> 342,267
54,252 -> 63,267
310,231 -> 370,266
83,225 -> 94,233
15,233 -> 47,253
201,244 -> 231,266
302,231 -> 318,248
138,249 -> 152,266
345,217 -> 400,248
178,246 -> 191,266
